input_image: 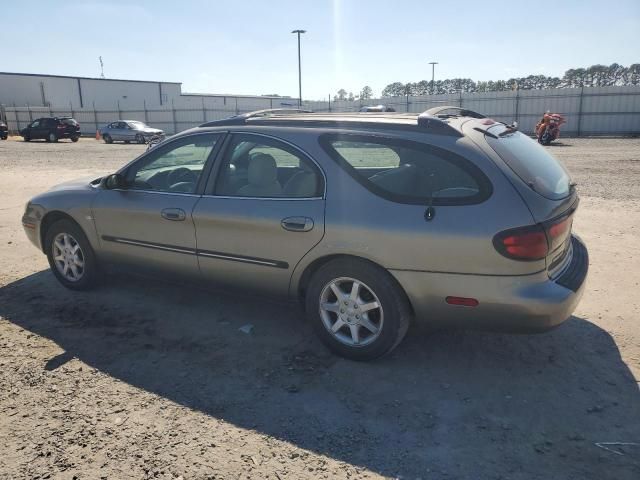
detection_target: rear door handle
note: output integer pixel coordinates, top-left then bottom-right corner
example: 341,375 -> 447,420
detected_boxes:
281,216 -> 314,232
161,208 -> 186,221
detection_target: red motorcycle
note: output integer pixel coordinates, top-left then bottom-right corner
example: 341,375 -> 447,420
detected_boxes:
535,112 -> 565,145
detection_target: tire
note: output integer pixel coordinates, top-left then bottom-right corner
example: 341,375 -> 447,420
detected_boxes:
135,134 -> 145,144
124,140 -> 130,144
44,219 -> 100,291
103,134 -> 113,144
47,132 -> 58,143
71,136 -> 79,142
305,258 -> 412,360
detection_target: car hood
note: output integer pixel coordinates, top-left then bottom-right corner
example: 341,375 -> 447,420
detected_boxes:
47,176 -> 101,192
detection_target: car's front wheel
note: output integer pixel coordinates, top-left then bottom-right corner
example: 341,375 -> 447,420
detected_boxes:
45,219 -> 99,290
103,134 -> 113,144
47,132 -> 58,143
135,133 -> 145,144
305,258 -> 412,360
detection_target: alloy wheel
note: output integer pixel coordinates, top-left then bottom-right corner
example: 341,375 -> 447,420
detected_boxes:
52,232 -> 85,282
319,277 -> 384,347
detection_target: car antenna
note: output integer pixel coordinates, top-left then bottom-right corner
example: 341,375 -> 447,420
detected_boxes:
424,172 -> 437,222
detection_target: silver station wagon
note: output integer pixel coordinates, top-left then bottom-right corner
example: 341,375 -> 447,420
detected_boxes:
22,107 -> 588,360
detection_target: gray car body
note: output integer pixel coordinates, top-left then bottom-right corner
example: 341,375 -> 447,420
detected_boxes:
99,120 -> 163,142
23,112 -> 587,332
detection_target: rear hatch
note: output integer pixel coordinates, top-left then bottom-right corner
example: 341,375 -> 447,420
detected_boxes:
59,118 -> 80,135
473,122 -> 577,277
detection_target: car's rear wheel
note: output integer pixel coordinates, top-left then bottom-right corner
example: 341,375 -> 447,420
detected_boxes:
103,134 -> 113,144
135,133 -> 145,144
305,258 -> 412,360
124,140 -> 130,144
45,219 -> 99,290
47,132 -> 58,143
71,136 -> 79,142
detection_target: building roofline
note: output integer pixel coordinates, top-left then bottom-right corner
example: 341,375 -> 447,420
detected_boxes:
181,92 -> 295,100
0,71 -> 182,85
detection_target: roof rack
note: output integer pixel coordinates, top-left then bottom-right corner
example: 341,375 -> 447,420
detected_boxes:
200,108 -> 312,127
423,106 -> 486,119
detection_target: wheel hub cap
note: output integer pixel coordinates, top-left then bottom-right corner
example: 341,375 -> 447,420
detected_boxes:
319,277 -> 384,347
52,232 -> 85,282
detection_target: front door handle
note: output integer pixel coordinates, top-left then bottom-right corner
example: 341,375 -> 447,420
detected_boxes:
281,216 -> 314,232
161,208 -> 186,221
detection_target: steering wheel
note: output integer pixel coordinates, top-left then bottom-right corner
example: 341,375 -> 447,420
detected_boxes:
167,167 -> 197,188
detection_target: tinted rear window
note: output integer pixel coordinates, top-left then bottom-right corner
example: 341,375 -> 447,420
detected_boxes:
61,118 -> 78,126
320,134 -> 492,205
486,128 -> 570,200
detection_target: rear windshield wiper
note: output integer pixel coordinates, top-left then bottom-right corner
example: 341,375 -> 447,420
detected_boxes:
473,127 -> 498,139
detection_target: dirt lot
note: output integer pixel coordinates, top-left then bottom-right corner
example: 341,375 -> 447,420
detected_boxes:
1,137 -> 639,479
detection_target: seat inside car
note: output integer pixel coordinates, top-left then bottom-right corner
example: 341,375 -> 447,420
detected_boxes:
236,153 -> 282,197
283,170 -> 317,197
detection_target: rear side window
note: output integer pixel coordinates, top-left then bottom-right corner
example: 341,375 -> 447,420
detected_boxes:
61,118 -> 78,126
320,134 -> 492,205
486,128 -> 570,200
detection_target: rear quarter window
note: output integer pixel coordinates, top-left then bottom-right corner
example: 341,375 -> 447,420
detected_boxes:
486,128 -> 570,200
320,134 -> 492,205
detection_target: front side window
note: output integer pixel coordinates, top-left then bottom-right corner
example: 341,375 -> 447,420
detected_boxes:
30,120 -> 40,128
214,134 -> 323,198
126,134 -> 220,193
320,134 -> 491,205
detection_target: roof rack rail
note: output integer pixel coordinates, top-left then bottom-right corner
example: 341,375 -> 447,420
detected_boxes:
423,106 -> 486,119
200,108 -> 312,127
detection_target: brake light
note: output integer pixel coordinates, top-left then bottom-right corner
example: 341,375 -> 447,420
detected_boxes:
56,124 -> 65,130
493,224 -> 548,261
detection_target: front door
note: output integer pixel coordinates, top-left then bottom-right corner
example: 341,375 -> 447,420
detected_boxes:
193,133 -> 326,296
92,132 -> 223,276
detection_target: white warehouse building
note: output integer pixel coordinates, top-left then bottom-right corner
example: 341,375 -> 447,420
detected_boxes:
0,71 -> 296,110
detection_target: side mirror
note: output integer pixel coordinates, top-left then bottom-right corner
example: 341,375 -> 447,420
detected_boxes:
104,173 -> 127,190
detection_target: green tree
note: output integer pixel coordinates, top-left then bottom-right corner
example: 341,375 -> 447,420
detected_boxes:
381,82 -> 405,97
336,89 -> 347,101
360,86 -> 373,100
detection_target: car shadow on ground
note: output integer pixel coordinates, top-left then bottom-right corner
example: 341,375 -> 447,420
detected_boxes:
1,270 -> 638,479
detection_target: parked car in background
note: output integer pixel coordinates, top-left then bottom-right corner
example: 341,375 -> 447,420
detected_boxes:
99,121 -> 164,144
360,104 -> 396,112
21,107 -> 587,360
0,119 -> 7,140
20,117 -> 80,142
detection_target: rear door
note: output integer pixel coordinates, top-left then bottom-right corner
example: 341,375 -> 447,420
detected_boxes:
192,132 -> 326,296
92,132 -> 223,276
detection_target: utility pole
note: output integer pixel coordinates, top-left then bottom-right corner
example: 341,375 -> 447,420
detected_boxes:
291,30 -> 306,107
429,61 -> 438,95
99,56 -> 105,79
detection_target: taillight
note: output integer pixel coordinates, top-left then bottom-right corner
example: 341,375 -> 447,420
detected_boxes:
493,224 -> 548,261
56,124 -> 65,130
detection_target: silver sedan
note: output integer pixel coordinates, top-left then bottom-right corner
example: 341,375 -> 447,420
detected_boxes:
99,120 -> 163,144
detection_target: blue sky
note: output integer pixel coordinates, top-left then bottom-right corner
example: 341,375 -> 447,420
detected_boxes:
1,0 -> 638,99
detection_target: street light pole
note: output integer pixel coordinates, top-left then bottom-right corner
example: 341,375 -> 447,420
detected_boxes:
291,29 -> 306,107
428,61 -> 438,95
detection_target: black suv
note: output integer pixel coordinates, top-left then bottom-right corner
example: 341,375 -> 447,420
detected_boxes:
20,117 -> 81,142
0,119 -> 7,140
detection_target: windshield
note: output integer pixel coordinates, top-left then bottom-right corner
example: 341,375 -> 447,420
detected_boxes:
486,126 -> 570,200
127,121 -> 148,129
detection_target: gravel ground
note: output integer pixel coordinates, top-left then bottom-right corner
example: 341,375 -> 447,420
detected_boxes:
0,137 -> 639,480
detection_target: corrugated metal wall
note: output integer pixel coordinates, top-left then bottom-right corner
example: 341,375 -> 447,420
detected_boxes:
308,86 -> 640,136
2,86 -> 639,136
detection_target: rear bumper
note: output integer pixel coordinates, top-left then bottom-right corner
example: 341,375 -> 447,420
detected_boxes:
390,235 -> 588,333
